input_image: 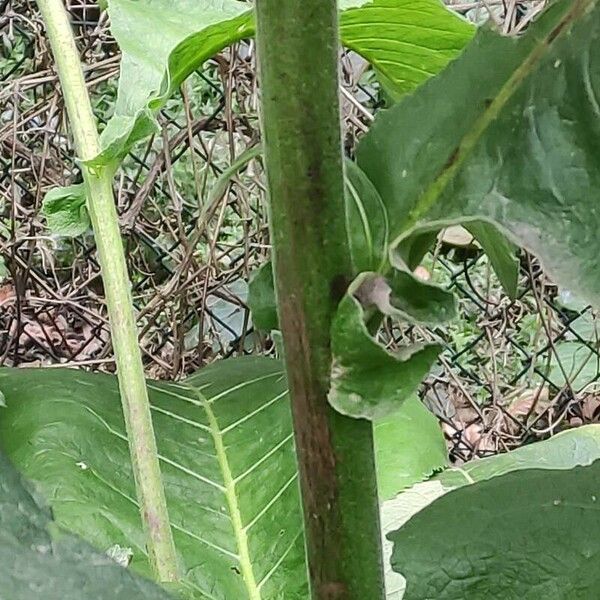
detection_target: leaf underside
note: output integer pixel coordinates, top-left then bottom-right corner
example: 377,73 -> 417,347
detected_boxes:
0,357 -> 307,600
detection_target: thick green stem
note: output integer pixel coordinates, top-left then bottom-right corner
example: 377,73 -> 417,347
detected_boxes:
255,2 -> 385,598
36,0 -> 179,582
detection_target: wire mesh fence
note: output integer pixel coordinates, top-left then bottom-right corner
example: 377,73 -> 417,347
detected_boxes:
2,0 -> 598,464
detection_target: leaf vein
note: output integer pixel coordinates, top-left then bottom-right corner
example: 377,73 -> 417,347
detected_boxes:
233,433 -> 294,484
256,528 -> 304,591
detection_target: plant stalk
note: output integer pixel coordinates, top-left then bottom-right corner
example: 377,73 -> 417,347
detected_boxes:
255,1 -> 385,598
36,0 -> 179,582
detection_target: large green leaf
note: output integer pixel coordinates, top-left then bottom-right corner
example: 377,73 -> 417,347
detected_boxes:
384,425 -> 600,522
0,357 -> 450,599
330,0 -> 600,421
0,357 -> 307,599
93,0 -> 472,166
389,460 -> 600,599
95,0 -> 253,166
382,425 -> 600,599
357,0 -> 600,307
0,452 -> 173,599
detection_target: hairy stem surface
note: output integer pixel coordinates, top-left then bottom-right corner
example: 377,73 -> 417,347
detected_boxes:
255,1 -> 385,598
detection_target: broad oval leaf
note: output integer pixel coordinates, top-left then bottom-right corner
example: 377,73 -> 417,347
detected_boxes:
382,425 -> 600,599
0,357 -> 307,600
357,0 -> 600,307
0,452 -> 173,600
389,460 -> 600,599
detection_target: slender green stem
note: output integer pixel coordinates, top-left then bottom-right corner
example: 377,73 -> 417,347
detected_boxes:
35,0 -> 179,582
255,1 -> 385,598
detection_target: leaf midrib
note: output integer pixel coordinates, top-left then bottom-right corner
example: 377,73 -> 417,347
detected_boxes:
403,0 -> 597,235
196,390 -> 261,600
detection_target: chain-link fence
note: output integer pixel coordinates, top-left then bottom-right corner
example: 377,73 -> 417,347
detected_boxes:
2,0 -> 598,463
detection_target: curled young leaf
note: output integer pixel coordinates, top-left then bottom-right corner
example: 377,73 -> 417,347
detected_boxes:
42,184 -> 89,238
363,269 -> 457,325
328,272 -> 456,420
345,160 -> 390,274
248,161 -> 391,332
